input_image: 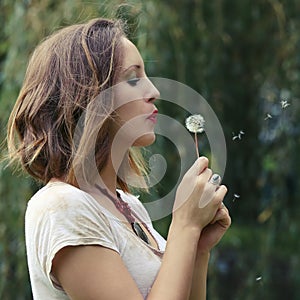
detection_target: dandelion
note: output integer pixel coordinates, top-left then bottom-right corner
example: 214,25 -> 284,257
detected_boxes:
233,193 -> 240,202
185,114 -> 205,158
232,130 -> 245,141
280,100 -> 290,109
264,113 -> 272,120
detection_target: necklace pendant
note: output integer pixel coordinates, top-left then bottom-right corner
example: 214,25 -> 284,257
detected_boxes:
132,222 -> 150,245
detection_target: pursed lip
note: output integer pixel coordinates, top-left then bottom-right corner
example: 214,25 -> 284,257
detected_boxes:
147,109 -> 158,123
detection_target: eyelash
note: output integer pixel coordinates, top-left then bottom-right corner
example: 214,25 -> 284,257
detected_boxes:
127,78 -> 140,86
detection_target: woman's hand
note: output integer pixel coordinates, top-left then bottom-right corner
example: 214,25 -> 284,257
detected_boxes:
197,202 -> 231,254
172,156 -> 227,234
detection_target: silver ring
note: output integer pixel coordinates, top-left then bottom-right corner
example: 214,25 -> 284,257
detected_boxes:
209,174 -> 221,185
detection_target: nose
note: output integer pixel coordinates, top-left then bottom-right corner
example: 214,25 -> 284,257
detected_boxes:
144,77 -> 160,102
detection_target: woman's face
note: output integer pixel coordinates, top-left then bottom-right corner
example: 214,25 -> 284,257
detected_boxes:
111,38 -> 160,148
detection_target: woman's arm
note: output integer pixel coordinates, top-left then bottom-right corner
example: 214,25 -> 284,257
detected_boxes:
189,252 -> 210,300
52,226 -> 205,300
52,245 -> 144,300
52,226 -> 201,300
147,224 -> 201,300
149,158 -> 228,300
189,203 -> 231,300
52,157 -> 228,300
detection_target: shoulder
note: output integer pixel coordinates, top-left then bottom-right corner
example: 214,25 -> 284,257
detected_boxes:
26,182 -> 110,226
28,182 -> 94,210
25,182 -> 118,250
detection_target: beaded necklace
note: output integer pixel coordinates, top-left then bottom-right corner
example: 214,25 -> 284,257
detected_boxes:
95,184 -> 150,245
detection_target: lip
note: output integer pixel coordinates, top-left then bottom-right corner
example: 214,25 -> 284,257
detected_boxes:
147,109 -> 158,123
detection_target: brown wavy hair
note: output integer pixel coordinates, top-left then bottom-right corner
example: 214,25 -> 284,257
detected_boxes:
6,18 -> 148,192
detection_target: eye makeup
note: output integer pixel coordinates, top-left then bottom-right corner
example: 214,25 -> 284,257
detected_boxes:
125,69 -> 141,86
127,77 -> 140,86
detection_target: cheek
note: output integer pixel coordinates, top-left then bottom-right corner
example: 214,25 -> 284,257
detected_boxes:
115,100 -> 145,124
113,82 -> 144,112
111,113 -> 156,148
117,103 -> 136,120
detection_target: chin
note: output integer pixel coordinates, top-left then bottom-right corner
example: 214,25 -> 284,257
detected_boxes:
133,133 -> 156,147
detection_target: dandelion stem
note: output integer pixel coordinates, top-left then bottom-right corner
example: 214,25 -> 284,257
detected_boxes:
194,132 -> 199,158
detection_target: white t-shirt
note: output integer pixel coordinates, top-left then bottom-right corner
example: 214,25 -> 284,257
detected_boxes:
25,182 -> 166,299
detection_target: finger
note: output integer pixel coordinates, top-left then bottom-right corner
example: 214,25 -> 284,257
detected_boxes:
198,178 -> 223,208
212,185 -> 228,206
208,173 -> 222,186
199,167 -> 212,181
218,211 -> 231,228
198,181 -> 215,208
219,202 -> 229,214
188,156 -> 209,176
210,209 -> 222,224
211,208 -> 231,228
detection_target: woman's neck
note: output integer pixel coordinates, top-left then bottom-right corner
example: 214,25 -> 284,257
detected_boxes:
99,158 -> 118,195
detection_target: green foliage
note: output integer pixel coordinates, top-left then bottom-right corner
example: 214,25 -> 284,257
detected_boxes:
0,168 -> 33,299
1,0 -> 300,299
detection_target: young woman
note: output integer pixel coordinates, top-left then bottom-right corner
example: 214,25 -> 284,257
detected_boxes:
7,18 -> 231,299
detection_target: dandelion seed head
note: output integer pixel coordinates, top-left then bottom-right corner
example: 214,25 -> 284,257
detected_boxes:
185,114 -> 205,133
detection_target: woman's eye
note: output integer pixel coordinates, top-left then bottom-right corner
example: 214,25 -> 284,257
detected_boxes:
127,78 -> 140,86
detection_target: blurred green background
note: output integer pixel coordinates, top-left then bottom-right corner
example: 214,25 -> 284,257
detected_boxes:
1,0 -> 300,299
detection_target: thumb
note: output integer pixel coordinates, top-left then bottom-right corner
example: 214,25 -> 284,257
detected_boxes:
210,208 -> 231,229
